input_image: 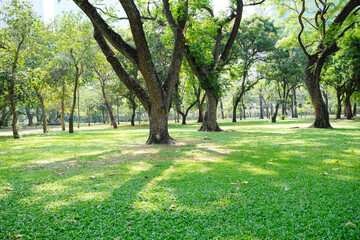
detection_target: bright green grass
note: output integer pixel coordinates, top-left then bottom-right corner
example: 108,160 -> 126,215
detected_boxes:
0,118 -> 359,239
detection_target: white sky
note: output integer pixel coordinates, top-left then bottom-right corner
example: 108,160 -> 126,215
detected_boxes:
43,1 -> 54,22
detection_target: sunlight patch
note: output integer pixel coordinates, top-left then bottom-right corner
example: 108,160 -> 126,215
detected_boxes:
242,163 -> 277,175
44,200 -> 70,211
75,192 -> 110,202
35,182 -> 68,193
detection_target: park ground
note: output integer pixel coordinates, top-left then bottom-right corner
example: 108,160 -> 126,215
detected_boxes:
0,118 -> 359,239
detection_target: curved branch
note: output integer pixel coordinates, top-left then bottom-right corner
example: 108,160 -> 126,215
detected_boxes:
298,0 -> 311,58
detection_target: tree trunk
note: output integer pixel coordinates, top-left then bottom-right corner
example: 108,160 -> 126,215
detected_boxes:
197,94 -> 205,123
272,102 -> 279,123
336,92 -> 342,119
146,107 -> 173,144
40,98 -> 48,133
281,103 -> 285,120
220,98 -> 225,120
131,105 -> 136,126
239,103 -> 242,121
69,75 -> 79,134
232,97 -> 240,122
259,94 -> 264,119
9,87 -> 20,139
198,91 -> 222,132
0,106 -> 8,128
353,102 -> 357,116
293,87 -> 298,118
61,99 -> 66,131
243,103 -> 246,119
101,85 -> 117,129
322,90 -> 329,115
25,107 -> 33,126
77,88 -> 80,129
344,95 -> 352,120
304,58 -> 332,128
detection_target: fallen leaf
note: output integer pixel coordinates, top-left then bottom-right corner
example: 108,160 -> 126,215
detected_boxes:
236,187 -> 242,190
145,176 -> 149,178
126,222 -> 132,226
346,221 -> 357,227
301,155 -> 307,158
203,138 -> 211,140
336,160 -> 340,163
169,204 -> 176,210
9,234 -> 23,238
242,181 -> 249,185
90,176 -> 96,179
155,164 -> 160,167
332,168 -> 340,171
230,183 -> 237,185
5,188 -> 14,191
35,181 -> 44,185
170,166 -> 175,168
222,205 -> 227,210
323,172 -> 328,176
58,172 -> 65,175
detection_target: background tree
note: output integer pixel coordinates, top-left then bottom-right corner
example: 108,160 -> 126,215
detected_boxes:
72,0 -> 187,144
230,15 -> 277,122
272,0 -> 360,128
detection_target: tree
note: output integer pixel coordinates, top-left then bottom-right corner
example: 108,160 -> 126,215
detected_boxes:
164,0 -> 266,131
273,0 -> 360,128
0,0 -> 39,138
55,13 -> 94,133
230,15 -> 277,122
72,0 -> 187,144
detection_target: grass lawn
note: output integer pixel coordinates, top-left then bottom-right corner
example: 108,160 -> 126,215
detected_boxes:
0,118 -> 359,239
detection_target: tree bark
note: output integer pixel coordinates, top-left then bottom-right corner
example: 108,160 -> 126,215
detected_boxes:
116,97 -> 120,124
198,90 -> 222,132
9,87 -> 20,139
146,107 -> 173,144
0,106 -> 8,128
272,102 -> 280,123
281,102 -> 285,120
243,102 -> 246,119
344,95 -> 353,120
304,58 -> 332,128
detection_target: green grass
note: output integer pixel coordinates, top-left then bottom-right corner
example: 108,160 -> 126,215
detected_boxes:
0,118 -> 359,239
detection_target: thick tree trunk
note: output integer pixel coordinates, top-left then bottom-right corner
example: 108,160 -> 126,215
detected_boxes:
272,102 -> 279,123
146,108 -> 173,144
344,96 -> 352,120
353,102 -> 357,116
259,94 -> 264,119
198,91 -> 222,132
281,103 -> 285,120
239,103 -> 242,121
25,107 -> 33,126
304,59 -> 332,128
